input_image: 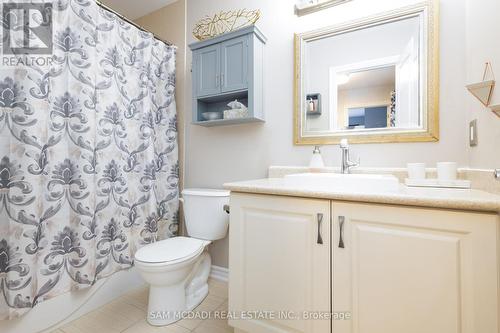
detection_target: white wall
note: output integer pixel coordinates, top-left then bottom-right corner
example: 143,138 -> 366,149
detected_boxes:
185,0 -> 468,267
465,0 -> 500,169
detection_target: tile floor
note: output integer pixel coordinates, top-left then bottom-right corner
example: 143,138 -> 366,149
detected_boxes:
49,279 -> 233,333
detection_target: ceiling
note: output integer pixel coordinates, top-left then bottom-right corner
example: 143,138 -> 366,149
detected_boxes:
101,0 -> 178,19
339,66 -> 396,91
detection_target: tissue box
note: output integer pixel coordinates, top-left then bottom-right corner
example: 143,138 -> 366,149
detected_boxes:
223,109 -> 248,119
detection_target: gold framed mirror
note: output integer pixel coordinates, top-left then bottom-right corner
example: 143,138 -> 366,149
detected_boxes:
294,0 -> 439,144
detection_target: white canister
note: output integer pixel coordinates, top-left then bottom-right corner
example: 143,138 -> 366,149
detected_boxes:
437,162 -> 458,181
407,163 -> 426,179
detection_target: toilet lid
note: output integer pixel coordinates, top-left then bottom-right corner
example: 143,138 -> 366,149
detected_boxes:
134,237 -> 207,264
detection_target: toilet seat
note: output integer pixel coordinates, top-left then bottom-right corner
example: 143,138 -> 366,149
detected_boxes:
135,237 -> 209,265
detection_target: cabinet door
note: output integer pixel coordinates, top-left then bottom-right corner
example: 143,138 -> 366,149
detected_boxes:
229,193 -> 331,333
220,36 -> 248,92
332,202 -> 499,333
194,44 -> 220,97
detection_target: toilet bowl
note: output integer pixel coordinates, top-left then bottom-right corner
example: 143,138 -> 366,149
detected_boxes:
134,188 -> 230,326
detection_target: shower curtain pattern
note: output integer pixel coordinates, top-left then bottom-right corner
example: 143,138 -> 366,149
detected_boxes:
0,0 -> 178,319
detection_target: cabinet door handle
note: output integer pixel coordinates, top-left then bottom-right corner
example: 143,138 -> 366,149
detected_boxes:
317,213 -> 323,245
215,74 -> 219,87
338,216 -> 345,248
221,73 -> 225,87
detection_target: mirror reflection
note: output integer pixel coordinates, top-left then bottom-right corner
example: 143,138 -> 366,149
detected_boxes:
302,14 -> 423,135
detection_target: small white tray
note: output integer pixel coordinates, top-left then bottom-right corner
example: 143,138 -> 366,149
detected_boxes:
405,178 -> 471,189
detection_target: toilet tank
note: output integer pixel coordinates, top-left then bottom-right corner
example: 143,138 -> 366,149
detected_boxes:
181,188 -> 230,241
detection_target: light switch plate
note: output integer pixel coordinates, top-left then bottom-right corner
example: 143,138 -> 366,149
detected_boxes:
469,119 -> 478,146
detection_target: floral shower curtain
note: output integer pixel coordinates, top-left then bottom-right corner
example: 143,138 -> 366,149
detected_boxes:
0,0 -> 178,319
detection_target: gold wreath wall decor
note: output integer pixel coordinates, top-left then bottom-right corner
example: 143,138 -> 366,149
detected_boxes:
193,9 -> 261,41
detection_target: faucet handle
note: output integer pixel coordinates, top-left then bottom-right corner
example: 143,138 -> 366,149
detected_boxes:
349,156 -> 360,169
340,138 -> 349,148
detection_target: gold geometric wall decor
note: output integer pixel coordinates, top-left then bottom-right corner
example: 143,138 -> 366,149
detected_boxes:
489,104 -> 500,118
467,80 -> 495,106
466,62 -> 495,107
193,9 -> 261,41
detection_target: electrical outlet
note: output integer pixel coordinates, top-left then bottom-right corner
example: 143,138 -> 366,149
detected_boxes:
469,119 -> 478,147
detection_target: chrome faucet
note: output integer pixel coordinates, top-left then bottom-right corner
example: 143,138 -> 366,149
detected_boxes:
340,139 -> 359,174
495,169 -> 500,180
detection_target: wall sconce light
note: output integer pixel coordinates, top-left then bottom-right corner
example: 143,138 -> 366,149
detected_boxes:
295,0 -> 352,16
336,73 -> 351,85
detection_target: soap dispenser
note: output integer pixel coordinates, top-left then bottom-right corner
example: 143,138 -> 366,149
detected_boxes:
309,146 -> 325,172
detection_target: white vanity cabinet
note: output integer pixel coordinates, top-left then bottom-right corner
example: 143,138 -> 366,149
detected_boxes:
228,193 -> 331,333
229,193 -> 500,333
331,202 -> 499,333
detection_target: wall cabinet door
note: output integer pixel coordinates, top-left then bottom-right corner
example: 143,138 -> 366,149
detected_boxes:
229,193 -> 331,333
220,36 -> 248,92
194,44 -> 221,97
331,202 -> 499,333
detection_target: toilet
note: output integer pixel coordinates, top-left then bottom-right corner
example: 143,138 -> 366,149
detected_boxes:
134,188 -> 230,326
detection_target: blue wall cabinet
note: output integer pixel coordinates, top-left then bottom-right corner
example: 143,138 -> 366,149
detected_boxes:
221,36 -> 248,92
195,44 -> 221,97
190,26 -> 267,126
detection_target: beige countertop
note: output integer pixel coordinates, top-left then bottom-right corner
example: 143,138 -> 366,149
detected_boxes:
224,178 -> 500,214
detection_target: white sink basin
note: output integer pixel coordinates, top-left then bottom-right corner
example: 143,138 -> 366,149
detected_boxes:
284,173 -> 400,193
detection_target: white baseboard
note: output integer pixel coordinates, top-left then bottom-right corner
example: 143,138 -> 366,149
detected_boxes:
210,265 -> 229,282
